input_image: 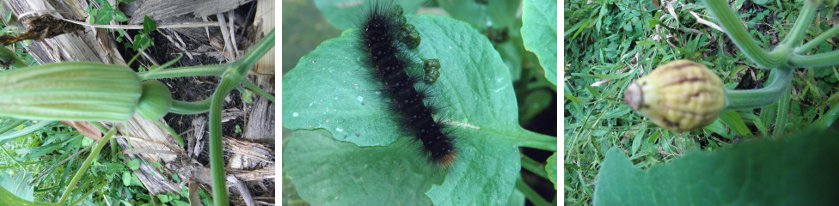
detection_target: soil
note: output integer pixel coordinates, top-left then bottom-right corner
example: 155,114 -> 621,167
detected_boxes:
115,1 -> 275,204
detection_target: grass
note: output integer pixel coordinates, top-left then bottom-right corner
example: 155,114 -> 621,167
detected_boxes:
564,0 -> 839,204
0,120 -> 208,205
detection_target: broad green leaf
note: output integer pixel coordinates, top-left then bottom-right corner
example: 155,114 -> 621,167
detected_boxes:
496,40 -> 523,81
314,0 -> 426,30
283,15 -> 519,147
0,187 -> 46,206
283,15 -> 531,205
0,172 -> 34,201
436,0 -> 520,31
521,0 -> 557,85
546,152 -> 557,189
594,130 -> 839,205
284,130 -> 444,205
285,129 -> 521,205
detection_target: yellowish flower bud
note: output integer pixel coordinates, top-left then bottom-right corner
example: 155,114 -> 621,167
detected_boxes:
624,60 -> 726,132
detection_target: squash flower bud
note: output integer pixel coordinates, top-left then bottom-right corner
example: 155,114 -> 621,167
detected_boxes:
624,60 -> 726,132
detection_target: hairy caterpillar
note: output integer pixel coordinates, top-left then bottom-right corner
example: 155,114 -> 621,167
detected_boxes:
360,4 -> 456,167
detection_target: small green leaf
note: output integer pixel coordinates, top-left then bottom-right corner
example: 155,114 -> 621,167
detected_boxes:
115,11 -> 129,22
594,130 -> 839,205
132,33 -> 153,50
521,0 -> 557,85
172,174 -> 181,183
128,159 -> 140,170
157,194 -> 172,203
143,16 -> 157,34
93,3 -> 114,25
122,171 -> 131,186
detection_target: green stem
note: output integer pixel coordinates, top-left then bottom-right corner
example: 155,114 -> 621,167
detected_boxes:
774,88 -> 791,138
771,0 -> 820,58
57,127 -> 117,205
139,64 -> 228,80
516,129 -> 557,152
702,0 -> 780,68
207,29 -> 274,206
242,80 -> 275,102
0,121 -> 53,144
725,68 -> 793,110
170,80 -> 273,116
209,68 -> 236,205
790,50 -> 839,67
520,155 -> 548,179
515,177 -> 550,206
171,99 -> 211,114
796,23 -> 839,53
67,182 -> 100,206
127,49 -> 144,67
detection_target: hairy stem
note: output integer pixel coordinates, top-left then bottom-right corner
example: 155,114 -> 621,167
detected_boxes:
208,30 -> 274,206
702,0 -> 779,68
169,79 -> 271,115
796,23 -> 839,53
209,69 -> 232,206
242,80 -> 275,102
771,0 -> 820,58
774,88 -> 791,138
790,50 -> 839,67
726,68 -> 793,110
171,99 -> 211,114
139,64 -> 228,80
516,129 -> 557,152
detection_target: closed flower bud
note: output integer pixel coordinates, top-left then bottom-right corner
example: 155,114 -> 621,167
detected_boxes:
624,60 -> 725,132
0,62 -> 142,121
136,80 -> 173,121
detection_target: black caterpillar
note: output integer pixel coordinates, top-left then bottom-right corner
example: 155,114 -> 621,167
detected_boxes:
360,4 -> 456,167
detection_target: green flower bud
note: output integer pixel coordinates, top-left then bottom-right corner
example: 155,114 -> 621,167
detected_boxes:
624,60 -> 726,132
136,80 -> 173,120
0,62 -> 141,121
